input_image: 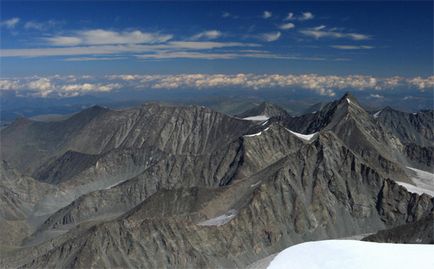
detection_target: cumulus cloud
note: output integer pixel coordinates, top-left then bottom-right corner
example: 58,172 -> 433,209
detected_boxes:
105,74 -> 434,96
1,17 -> 20,29
300,25 -> 370,40
61,83 -> 121,92
27,78 -> 53,97
279,23 -> 295,30
2,74 -> 433,98
331,45 -> 374,50
407,76 -> 434,91
299,12 -> 314,21
46,29 -> 173,46
260,32 -> 281,42
262,11 -> 272,19
191,30 -> 222,40
0,79 -> 21,90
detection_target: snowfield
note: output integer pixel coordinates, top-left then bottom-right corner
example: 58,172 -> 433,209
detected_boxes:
285,128 -> 318,142
243,115 -> 270,121
244,127 -> 271,137
197,209 -> 237,226
396,167 -> 434,197
267,240 -> 434,269
373,110 -> 382,118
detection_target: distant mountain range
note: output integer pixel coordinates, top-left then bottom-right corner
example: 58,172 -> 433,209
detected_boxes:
0,92 -> 433,268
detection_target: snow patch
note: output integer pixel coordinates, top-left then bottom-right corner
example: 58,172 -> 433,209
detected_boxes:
244,127 -> 270,137
267,240 -> 434,269
396,167 -> 434,197
243,115 -> 270,121
105,179 -> 128,190
373,110 -> 382,118
346,98 -> 351,104
285,128 -> 317,142
198,209 -> 237,226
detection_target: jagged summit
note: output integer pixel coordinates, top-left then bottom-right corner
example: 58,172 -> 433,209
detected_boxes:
340,92 -> 357,102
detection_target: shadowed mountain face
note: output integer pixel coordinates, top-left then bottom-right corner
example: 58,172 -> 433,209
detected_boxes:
0,94 -> 433,268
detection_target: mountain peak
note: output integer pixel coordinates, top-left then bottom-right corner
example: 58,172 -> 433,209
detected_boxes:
340,92 -> 358,103
237,101 -> 289,118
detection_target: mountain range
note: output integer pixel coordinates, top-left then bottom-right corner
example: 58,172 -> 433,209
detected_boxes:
0,92 -> 433,268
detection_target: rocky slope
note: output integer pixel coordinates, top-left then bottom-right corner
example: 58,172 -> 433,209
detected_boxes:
1,104 -> 254,174
0,94 -> 433,268
363,213 -> 433,244
8,131 -> 434,268
0,161 -> 55,247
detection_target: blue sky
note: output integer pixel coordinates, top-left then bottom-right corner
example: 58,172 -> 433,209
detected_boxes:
0,1 -> 433,99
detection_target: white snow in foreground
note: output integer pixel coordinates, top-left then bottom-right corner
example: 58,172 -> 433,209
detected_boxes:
243,115 -> 270,121
267,240 -> 434,269
244,127 -> 271,137
373,110 -> 382,118
396,167 -> 434,197
198,209 -> 237,226
285,128 -> 317,142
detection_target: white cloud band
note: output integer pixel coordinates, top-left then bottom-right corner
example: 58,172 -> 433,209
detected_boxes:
1,74 -> 432,98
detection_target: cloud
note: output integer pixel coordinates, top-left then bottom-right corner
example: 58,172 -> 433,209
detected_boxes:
134,50 -> 323,61
27,78 -> 53,97
24,20 -> 60,31
136,51 -> 239,60
0,79 -> 20,90
0,41 -> 258,57
300,25 -> 370,40
222,12 -> 237,19
3,74 -> 432,98
285,12 -> 314,21
285,12 -> 294,20
407,76 -> 434,91
46,29 -> 173,46
1,17 -> 20,29
47,36 -> 82,46
370,94 -> 384,98
61,83 -> 121,93
331,45 -> 374,50
191,30 -> 222,40
262,11 -> 272,19
279,23 -> 295,30
63,57 -> 126,61
299,12 -> 314,21
260,32 -> 281,42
